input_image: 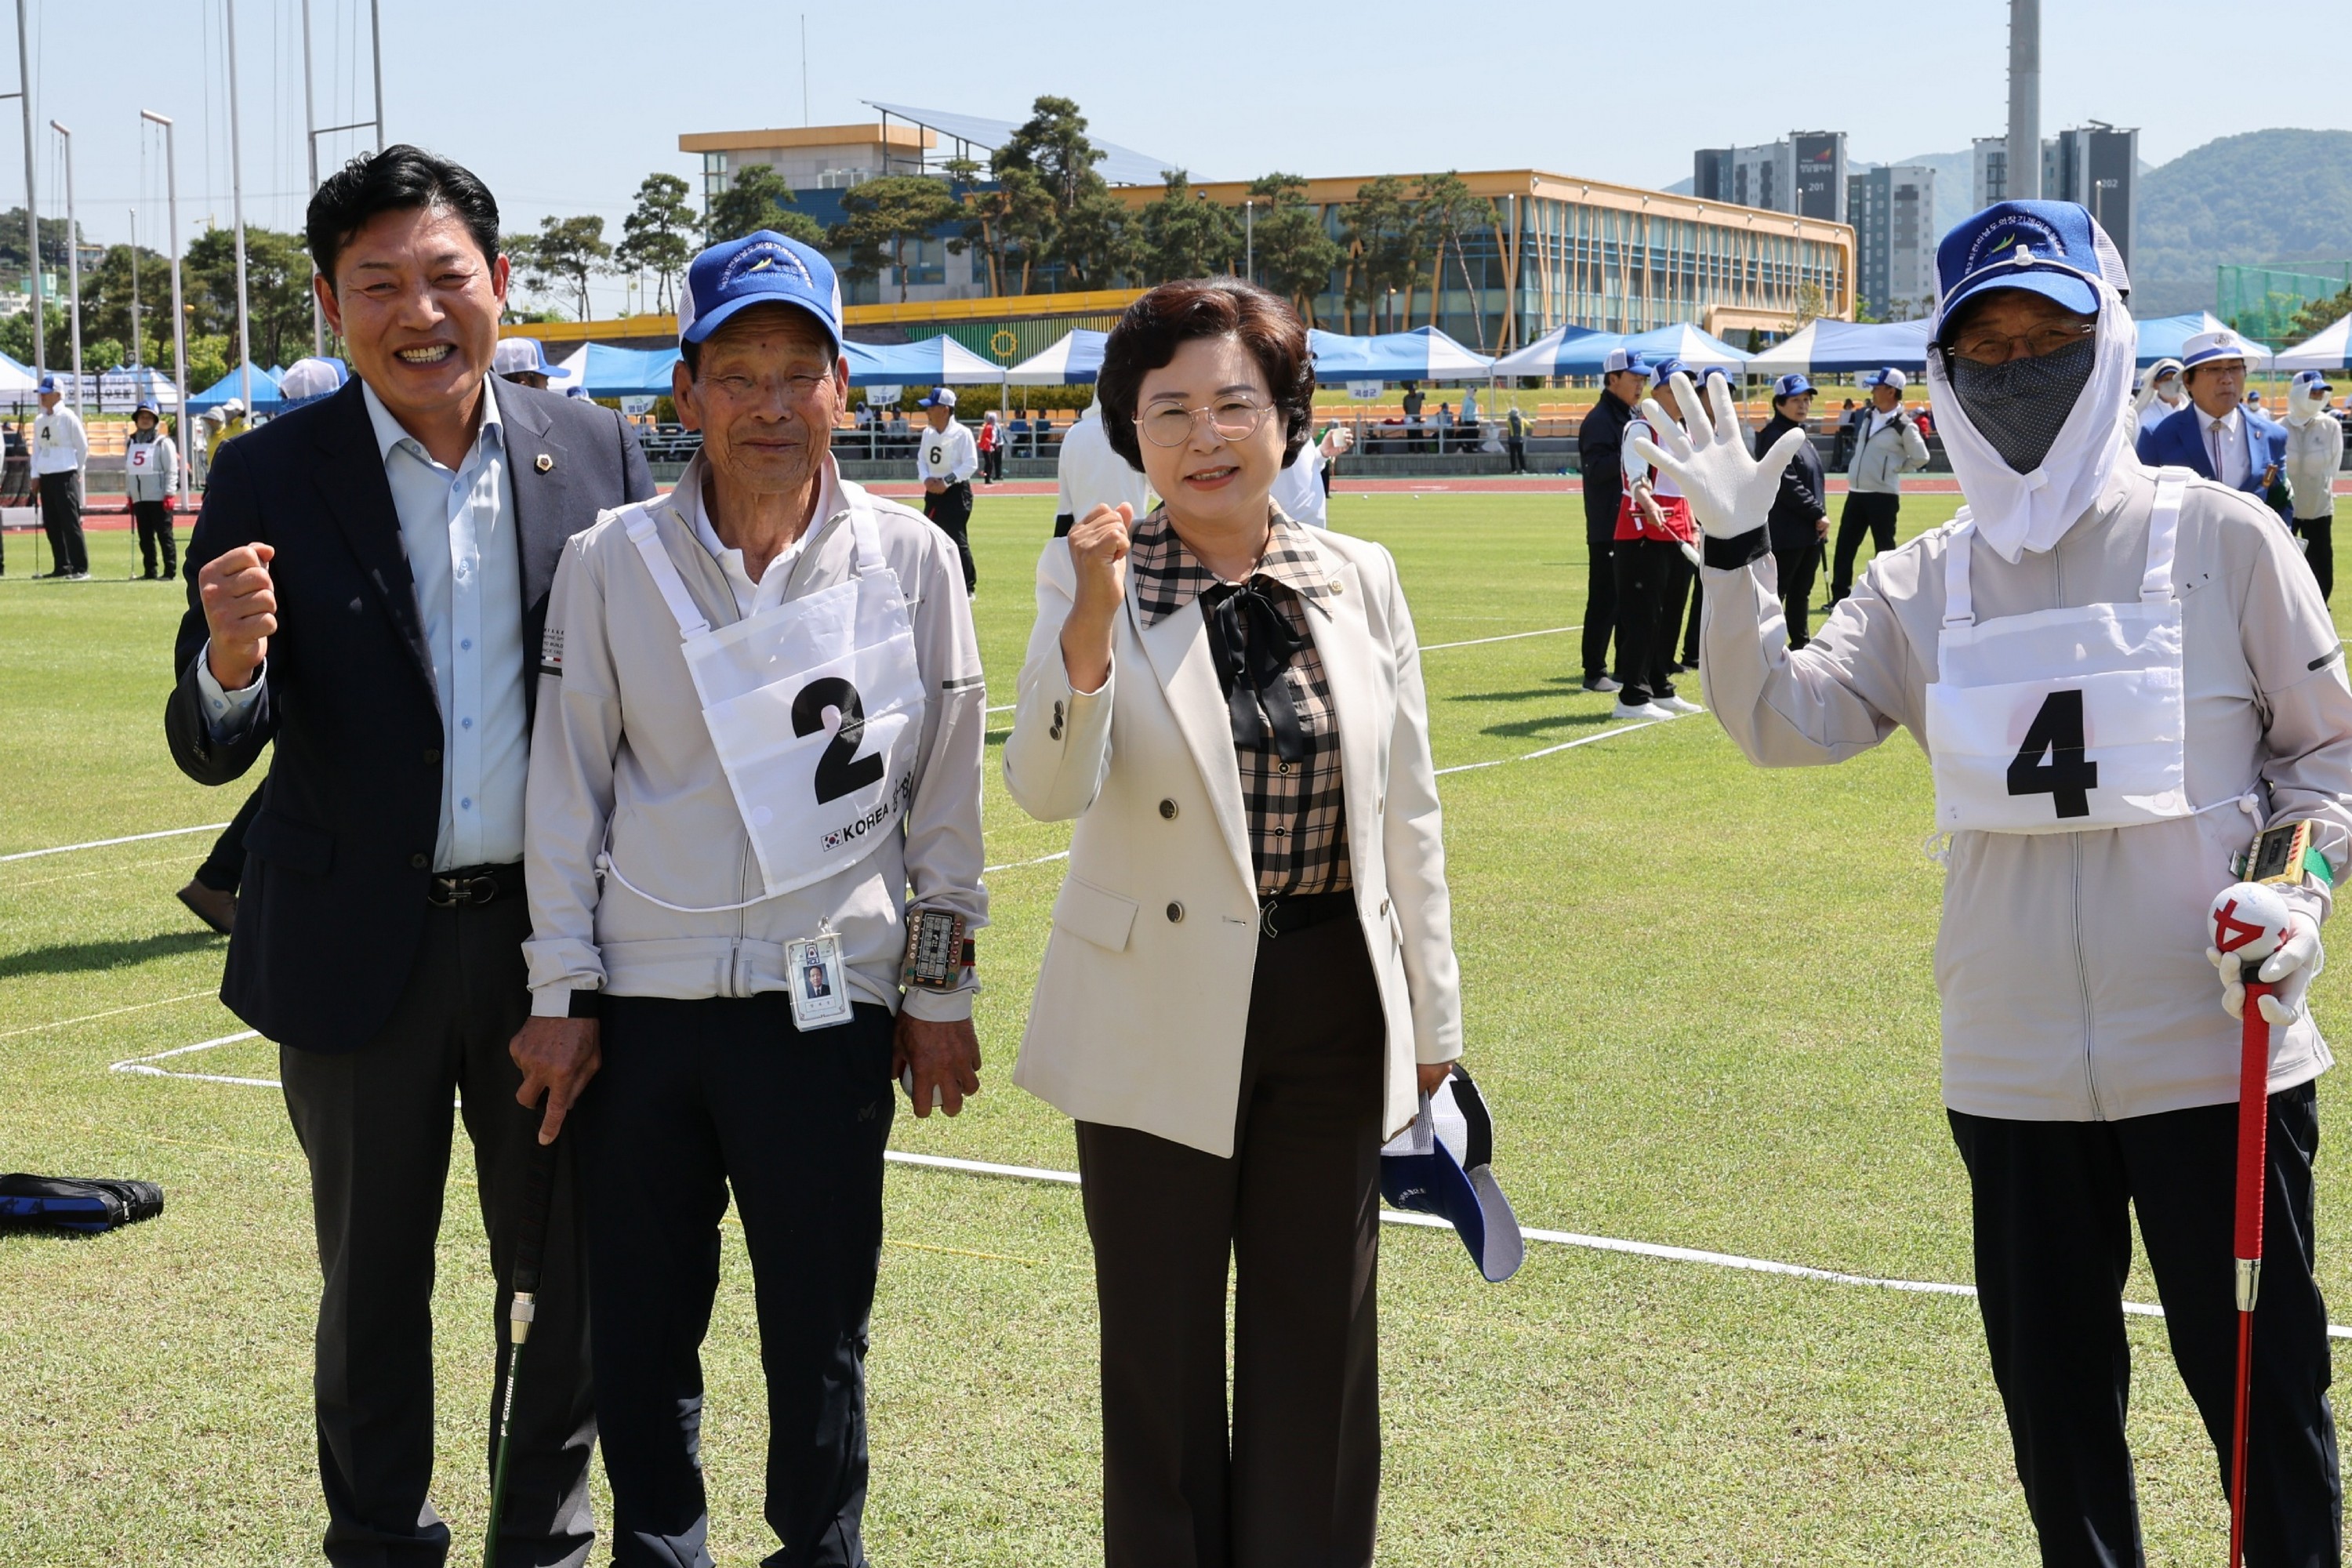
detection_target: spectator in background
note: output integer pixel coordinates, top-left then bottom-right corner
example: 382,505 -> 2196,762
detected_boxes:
206,397 -> 250,473
1608,360 -> 1704,720
2285,369 -> 2343,601
1434,401 -> 1455,454
31,373 -> 89,579
0,421 -> 23,574
1756,373 -> 1829,647
491,336 -> 560,390
2133,358 -> 2187,440
1462,383 -> 1479,427
1830,368 -> 1929,605
1051,397 -> 1151,538
1402,379 -> 1426,453
1576,347 -> 1648,694
1832,395 -> 1862,469
978,409 -> 1002,483
125,397 -> 182,581
1505,401 -> 1529,473
914,387 -> 979,593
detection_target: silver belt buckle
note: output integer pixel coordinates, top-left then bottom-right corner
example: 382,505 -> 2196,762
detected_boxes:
1258,898 -> 1280,939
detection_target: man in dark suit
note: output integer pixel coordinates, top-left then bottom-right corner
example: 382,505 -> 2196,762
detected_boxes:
164,145 -> 652,1567
1574,347 -> 1646,693
2136,327 -> 2292,521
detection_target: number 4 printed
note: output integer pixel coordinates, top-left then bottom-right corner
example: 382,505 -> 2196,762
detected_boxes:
2007,689 -> 2099,818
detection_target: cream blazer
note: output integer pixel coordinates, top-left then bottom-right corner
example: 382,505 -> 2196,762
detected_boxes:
1003,524 -> 1462,1158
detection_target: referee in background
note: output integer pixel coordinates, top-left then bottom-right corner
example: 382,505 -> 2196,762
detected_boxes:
916,387 -> 978,594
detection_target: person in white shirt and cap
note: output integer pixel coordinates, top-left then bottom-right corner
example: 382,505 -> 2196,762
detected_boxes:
2134,356 -> 2187,441
1051,396 -> 1152,538
1269,422 -> 1353,528
1828,365 -> 1930,605
914,386 -> 978,593
2282,369 -> 2343,603
275,354 -> 347,410
123,397 -> 182,580
493,336 -> 561,391
521,229 -> 987,1562
31,372 -> 90,579
1648,198 -> 2352,1566
2140,328 -> 2292,521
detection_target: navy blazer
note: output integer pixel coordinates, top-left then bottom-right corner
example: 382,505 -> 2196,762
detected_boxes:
162,377 -> 655,1053
2136,401 -> 2291,519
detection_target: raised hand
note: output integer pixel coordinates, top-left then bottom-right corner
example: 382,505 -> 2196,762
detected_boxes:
198,542 -> 278,689
1625,372 -> 1806,542
1059,502 -> 1133,694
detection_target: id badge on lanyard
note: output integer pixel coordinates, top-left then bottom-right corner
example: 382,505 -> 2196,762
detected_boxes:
786,931 -> 855,1031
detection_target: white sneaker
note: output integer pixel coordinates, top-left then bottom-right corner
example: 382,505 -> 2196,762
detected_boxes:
1610,699 -> 1673,721
1655,695 -> 1705,716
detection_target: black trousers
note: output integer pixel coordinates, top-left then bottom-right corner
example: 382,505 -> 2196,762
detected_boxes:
279,895 -> 597,1568
1609,537 -> 1680,704
1505,434 -> 1526,473
578,995 -> 896,1568
1076,914 -> 1385,1568
1581,531 -> 1617,681
37,470 -> 85,575
1831,491 -> 1899,603
1949,1084 -> 2341,1568
2295,516 -> 2334,604
923,479 -> 976,593
1773,544 -> 1822,648
134,498 -> 176,577
194,783 -> 267,894
1672,551 -> 1702,666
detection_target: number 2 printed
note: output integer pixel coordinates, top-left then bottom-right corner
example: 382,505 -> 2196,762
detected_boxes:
793,677 -> 886,804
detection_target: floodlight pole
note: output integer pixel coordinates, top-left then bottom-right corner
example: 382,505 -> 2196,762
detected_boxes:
2007,0 -> 2041,199
129,209 -> 140,365
140,110 -> 190,510
370,0 -> 385,149
49,121 -> 79,413
1244,199 -> 1254,281
7,0 -> 39,382
302,0 -> 322,353
227,0 -> 253,419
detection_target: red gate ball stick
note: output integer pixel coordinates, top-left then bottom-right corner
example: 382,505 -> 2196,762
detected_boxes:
2211,879 -> 2292,1568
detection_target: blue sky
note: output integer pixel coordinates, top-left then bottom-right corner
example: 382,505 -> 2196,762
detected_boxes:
15,0 -> 2343,317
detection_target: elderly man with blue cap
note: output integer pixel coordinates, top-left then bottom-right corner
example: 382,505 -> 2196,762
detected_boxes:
1641,199 -> 2352,1564
1828,365 -> 1930,607
30,372 -> 89,579
517,228 -> 988,1566
1756,372 -> 1829,646
2140,327 -> 2293,524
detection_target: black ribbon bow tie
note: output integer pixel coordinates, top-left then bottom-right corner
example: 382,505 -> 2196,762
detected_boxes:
1200,579 -> 1307,764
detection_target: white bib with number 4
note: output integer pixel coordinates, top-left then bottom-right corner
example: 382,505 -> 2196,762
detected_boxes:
623,499 -> 926,901
1924,470 -> 2195,834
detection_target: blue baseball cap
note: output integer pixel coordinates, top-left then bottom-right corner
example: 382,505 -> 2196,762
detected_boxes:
1379,1065 -> 1523,1283
1648,357 -> 1689,388
36,373 -> 59,394
678,230 -> 843,358
1774,372 -> 1817,399
1934,200 -> 2129,328
1602,346 -> 1650,377
132,397 -> 160,417
492,336 -> 560,378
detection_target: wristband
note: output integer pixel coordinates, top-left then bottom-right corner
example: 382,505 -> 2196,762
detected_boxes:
2234,820 -> 2336,890
902,908 -> 975,991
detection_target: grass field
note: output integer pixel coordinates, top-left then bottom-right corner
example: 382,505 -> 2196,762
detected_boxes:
4,488 -> 2350,1565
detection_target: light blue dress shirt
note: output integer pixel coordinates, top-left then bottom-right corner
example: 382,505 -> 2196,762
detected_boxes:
199,379 -> 528,870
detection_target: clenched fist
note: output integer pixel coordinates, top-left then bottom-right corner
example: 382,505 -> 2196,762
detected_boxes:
1059,502 -> 1133,694
198,543 -> 278,691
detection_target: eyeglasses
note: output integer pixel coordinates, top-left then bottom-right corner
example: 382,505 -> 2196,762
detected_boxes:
1137,395 -> 1272,448
1947,322 -> 2097,366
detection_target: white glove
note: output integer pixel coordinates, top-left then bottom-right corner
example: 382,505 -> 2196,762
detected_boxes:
2207,913 -> 2326,1025
1626,372 -> 1806,542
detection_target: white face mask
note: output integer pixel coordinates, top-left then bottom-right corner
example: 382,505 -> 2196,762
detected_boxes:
1927,279 -> 2139,563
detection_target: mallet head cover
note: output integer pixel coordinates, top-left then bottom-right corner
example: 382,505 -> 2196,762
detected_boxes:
2212,880 -> 2292,967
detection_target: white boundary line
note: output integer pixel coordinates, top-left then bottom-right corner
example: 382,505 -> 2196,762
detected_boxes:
982,622 -> 1584,715
1434,718 -> 1666,776
984,850 -> 1070,874
0,989 -> 223,1040
111,1033 -> 2347,1336
0,822 -> 232,864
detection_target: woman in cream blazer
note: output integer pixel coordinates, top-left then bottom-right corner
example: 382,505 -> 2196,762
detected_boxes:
1003,277 -> 1463,1568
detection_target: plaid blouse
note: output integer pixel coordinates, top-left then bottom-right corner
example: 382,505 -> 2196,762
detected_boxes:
1130,507 -> 1351,898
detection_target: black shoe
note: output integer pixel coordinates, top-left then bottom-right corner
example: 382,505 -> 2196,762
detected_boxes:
1581,674 -> 1622,694
140,571 -> 158,580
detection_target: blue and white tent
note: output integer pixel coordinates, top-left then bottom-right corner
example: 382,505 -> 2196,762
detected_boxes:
2274,314 -> 2352,373
843,335 -> 1004,387
1621,323 -> 1752,373
577,344 -> 684,397
1486,323 -> 1614,378
187,364 -> 285,412
1004,328 -> 1109,385
2132,311 -> 2271,368
1307,326 -> 1492,383
1745,320 -> 1933,376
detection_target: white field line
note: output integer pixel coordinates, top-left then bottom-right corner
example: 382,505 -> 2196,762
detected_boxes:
0,822 -> 233,864
108,1033 -> 2346,1336
982,623 -> 1584,714
1434,718 -> 1665,777
984,850 -> 1070,874
0,989 -> 223,1040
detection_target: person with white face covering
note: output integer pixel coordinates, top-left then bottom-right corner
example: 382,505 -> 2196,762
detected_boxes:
2284,370 -> 2344,602
2134,356 -> 2187,441
1640,200 -> 2352,1565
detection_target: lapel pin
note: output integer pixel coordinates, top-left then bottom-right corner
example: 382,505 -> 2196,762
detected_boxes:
535,453 -> 554,474
1329,579 -> 1345,594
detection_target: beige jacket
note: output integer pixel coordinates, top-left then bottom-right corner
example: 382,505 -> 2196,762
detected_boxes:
1848,408 -> 1932,494
522,456 -> 987,1021
1003,526 -> 1462,1157
1701,456 -> 2352,1120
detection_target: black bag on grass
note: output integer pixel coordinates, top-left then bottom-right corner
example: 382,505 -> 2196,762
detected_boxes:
0,1174 -> 165,1235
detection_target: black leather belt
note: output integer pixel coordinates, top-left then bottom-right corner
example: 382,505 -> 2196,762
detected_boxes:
426,862 -> 525,908
1258,889 -> 1354,939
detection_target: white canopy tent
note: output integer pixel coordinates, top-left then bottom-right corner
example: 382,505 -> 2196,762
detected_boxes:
2274,315 -> 2352,372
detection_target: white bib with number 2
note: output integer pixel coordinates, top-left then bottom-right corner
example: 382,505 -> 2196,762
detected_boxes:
1924,470 -> 2194,834
622,499 -> 925,901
